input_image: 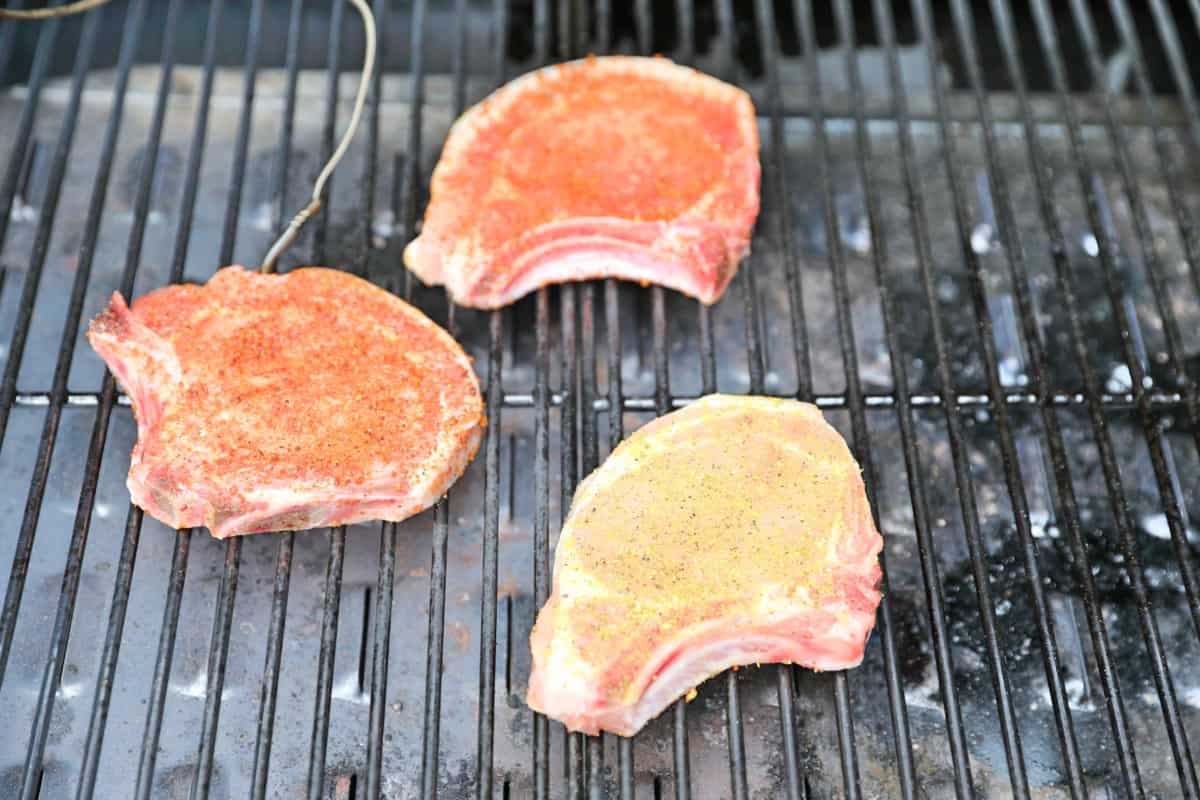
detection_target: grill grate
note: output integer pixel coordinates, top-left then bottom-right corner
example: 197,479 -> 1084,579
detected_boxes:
1,0 -> 1200,798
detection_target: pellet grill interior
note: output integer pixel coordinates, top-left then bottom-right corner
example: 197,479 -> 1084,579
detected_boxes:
2,0 -> 1200,797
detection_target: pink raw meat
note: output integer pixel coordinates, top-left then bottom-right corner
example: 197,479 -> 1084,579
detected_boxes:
404,55 -> 760,308
526,395 -> 883,736
87,266 -> 484,539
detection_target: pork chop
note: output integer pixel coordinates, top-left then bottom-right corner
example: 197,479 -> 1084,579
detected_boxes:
404,55 -> 760,309
526,395 -> 882,736
87,265 -> 484,539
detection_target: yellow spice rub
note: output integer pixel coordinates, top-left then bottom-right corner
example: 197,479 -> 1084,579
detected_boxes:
552,396 -> 862,654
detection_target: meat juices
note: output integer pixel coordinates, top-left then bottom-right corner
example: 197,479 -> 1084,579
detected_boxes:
404,55 -> 761,308
527,395 -> 883,737
87,266 -> 484,538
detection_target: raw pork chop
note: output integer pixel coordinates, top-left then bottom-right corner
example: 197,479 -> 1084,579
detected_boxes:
87,266 -> 484,539
527,395 -> 882,736
404,55 -> 760,308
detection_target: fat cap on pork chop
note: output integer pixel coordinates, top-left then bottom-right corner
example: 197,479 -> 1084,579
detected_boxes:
527,395 -> 882,737
87,266 -> 484,539
404,55 -> 760,308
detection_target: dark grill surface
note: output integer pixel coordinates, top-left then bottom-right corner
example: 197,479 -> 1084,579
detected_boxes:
2,0 -> 1200,798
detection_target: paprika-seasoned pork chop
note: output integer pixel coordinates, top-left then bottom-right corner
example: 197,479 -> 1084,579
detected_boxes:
404,55 -> 760,308
87,266 -> 484,539
527,395 -> 883,736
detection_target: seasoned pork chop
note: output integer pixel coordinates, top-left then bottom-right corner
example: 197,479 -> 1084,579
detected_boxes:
404,55 -> 760,308
87,266 -> 484,539
527,395 -> 882,736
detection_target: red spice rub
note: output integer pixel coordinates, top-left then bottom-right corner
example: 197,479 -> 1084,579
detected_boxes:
87,266 -> 484,538
405,55 -> 761,308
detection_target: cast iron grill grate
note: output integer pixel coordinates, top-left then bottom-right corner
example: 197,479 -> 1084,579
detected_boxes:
0,0 -> 1198,798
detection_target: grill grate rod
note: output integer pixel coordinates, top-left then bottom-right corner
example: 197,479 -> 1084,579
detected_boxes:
250,2 -> 304,795
937,0 -> 1097,794
131,1 -> 227,795
474,6 -> 509,798
790,1 -> 885,796
805,1 -> 936,797
417,0 -> 463,794
7,388 -> 1190,411
308,529 -> 348,799
983,0 -> 1175,793
0,0 -> 28,86
134,530 -> 192,799
532,288 -> 552,800
906,0 -> 1034,789
187,1 -> 270,796
559,285 -> 582,798
524,13 -> 556,798
1021,0 -> 1200,793
18,0 -> 178,796
749,2 -> 831,797
579,284 -> 609,799
899,0 -> 1059,794
1074,0 -> 1200,649
862,1 -> 982,795
0,1 -> 55,276
0,0 -> 102,693
354,0 -> 392,797
670,7 -> 752,796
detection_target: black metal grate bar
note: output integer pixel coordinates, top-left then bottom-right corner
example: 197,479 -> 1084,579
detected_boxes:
0,2 -> 56,275
77,506 -> 144,800
129,2 -> 226,795
308,528 -> 347,799
1152,0 -> 1200,147
18,0 -> 181,796
353,0 -> 391,794
868,1 -> 977,794
187,1 -> 269,795
927,0 -> 1092,794
251,525 -> 295,800
1019,0 -> 1200,793
1076,0 -> 1200,647
0,1 -> 28,88
473,3 -> 507,796
416,0 -> 457,792
983,0 -> 1174,793
12,387 -> 1189,411
418,498 -> 447,798
532,287 -> 552,800
579,284 -> 608,800
398,0 -> 427,298
560,284 -> 583,799
895,0 -> 1034,793
134,530 -> 192,800
249,6 -> 302,792
746,3 -> 824,797
825,6 -> 922,797
977,1 -> 1149,794
0,0 -> 106,691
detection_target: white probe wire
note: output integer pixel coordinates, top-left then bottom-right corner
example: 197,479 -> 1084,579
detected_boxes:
0,0 -> 378,275
0,0 -> 110,20
261,0 -> 377,273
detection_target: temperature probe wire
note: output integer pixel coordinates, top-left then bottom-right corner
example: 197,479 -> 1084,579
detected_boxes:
0,0 -> 378,276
